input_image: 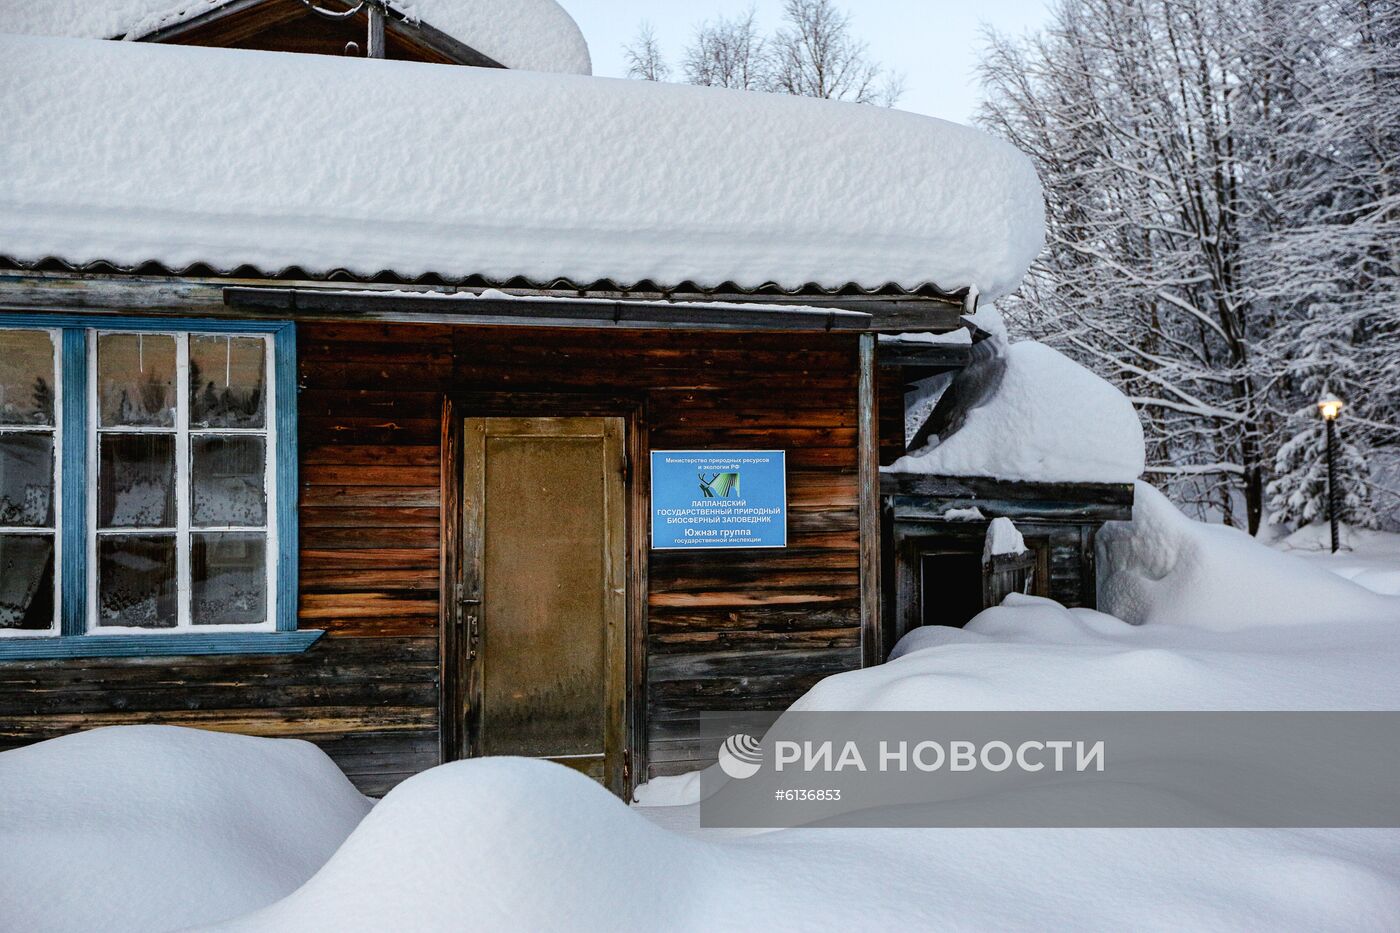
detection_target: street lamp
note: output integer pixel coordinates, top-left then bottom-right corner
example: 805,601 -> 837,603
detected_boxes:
1317,394 -> 1345,553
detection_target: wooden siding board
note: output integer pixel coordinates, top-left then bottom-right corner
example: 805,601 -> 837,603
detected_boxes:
5,321 -> 865,796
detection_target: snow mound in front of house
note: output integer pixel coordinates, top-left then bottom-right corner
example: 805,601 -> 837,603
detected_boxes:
792,593 -> 1400,713
214,746 -> 1400,932
0,0 -> 592,75
889,341 -> 1146,484
0,726 -> 371,933
216,758 -> 713,932
1099,482 -> 1399,630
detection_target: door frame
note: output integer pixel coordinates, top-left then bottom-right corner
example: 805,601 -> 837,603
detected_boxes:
440,392 -> 649,795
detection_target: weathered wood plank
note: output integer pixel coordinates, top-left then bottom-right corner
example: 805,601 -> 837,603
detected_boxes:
858,333 -> 882,667
301,444 -> 439,466
301,548 -> 439,569
0,706 -> 433,742
300,526 -> 439,549
646,606 -> 859,633
300,506 -> 439,528
648,627 -> 859,651
300,485 -> 440,508
649,647 -> 860,682
301,464 -> 439,487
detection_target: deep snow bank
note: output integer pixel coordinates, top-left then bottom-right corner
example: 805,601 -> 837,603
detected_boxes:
218,748 -> 1400,931
889,341 -> 1145,483
0,0 -> 593,74
215,758 -> 708,931
794,593 -> 1400,713
0,726 -> 370,933
1277,524 -> 1400,596
1099,482 -> 1399,629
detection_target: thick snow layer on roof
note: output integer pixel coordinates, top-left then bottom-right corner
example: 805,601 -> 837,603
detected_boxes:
0,0 -> 591,74
0,726 -> 370,932
0,34 -> 1044,299
889,341 -> 1145,483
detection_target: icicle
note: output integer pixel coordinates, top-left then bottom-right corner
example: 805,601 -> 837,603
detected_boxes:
138,333 -> 145,372
225,336 -> 232,388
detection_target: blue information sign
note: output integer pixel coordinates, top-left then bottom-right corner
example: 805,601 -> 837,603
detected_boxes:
650,450 -> 787,550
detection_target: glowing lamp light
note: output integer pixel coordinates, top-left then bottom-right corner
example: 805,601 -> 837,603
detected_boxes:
1317,396 -> 1345,421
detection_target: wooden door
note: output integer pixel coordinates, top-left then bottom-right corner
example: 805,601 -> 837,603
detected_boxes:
461,417 -> 628,793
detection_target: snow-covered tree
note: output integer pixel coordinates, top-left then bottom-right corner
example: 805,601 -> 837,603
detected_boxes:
624,0 -> 902,106
623,22 -> 670,82
977,0 -> 1400,533
682,7 -> 771,90
767,0 -> 903,104
1255,0 -> 1400,530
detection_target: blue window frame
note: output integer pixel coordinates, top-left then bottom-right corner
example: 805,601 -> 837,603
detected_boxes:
0,315 -> 320,659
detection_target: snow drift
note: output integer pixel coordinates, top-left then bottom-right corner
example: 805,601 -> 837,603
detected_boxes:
1099,482 -> 1399,630
889,341 -> 1145,483
0,34 -> 1044,301
9,510 -> 1400,931
214,758 -> 707,932
795,592 -> 1400,713
0,726 -> 371,933
1277,523 -> 1400,596
0,0 -> 592,74
216,746 -> 1400,931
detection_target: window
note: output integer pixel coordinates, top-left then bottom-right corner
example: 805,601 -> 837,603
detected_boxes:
0,316 -> 317,659
0,329 -> 60,636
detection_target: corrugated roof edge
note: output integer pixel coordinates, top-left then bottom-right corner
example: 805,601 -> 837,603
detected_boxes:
0,255 -> 972,306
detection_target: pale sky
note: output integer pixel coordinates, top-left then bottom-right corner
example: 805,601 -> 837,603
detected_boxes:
562,0 -> 1054,123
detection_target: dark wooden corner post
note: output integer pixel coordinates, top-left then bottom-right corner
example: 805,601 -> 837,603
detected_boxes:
857,333 -> 882,666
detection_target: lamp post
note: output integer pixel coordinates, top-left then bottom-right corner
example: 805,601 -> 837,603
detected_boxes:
1317,394 -> 1345,553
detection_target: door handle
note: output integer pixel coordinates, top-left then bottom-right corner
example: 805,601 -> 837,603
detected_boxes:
465,613 -> 480,660
456,586 -> 482,658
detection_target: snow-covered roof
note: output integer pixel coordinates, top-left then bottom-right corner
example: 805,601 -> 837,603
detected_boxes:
0,0 -> 592,74
889,341 -> 1146,484
0,34 -> 1045,301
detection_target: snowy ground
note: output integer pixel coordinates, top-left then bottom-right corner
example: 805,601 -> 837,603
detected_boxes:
4,488 -> 1400,932
1274,523 -> 1400,597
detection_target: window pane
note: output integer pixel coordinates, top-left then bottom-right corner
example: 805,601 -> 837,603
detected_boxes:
0,330 -> 56,427
0,433 -> 54,527
99,434 -> 175,528
191,436 -> 266,527
192,533 -> 266,626
98,333 -> 176,427
0,534 -> 54,631
97,535 -> 177,628
190,336 -> 266,429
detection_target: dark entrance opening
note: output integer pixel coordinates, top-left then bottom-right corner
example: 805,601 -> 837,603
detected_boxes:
919,549 -> 984,628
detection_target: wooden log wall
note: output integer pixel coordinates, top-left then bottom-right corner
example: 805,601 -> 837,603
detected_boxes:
0,321 -> 865,791
446,326 -> 865,778
0,322 -> 449,797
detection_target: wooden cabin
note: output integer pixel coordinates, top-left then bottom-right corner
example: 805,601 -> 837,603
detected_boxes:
0,1 -> 1133,797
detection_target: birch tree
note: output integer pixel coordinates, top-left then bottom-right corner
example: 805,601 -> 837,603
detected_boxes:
979,0 -> 1400,533
624,22 -> 671,82
625,0 -> 903,105
683,8 -> 771,90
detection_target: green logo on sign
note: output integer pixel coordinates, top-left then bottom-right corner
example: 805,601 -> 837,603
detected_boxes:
699,471 -> 740,498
